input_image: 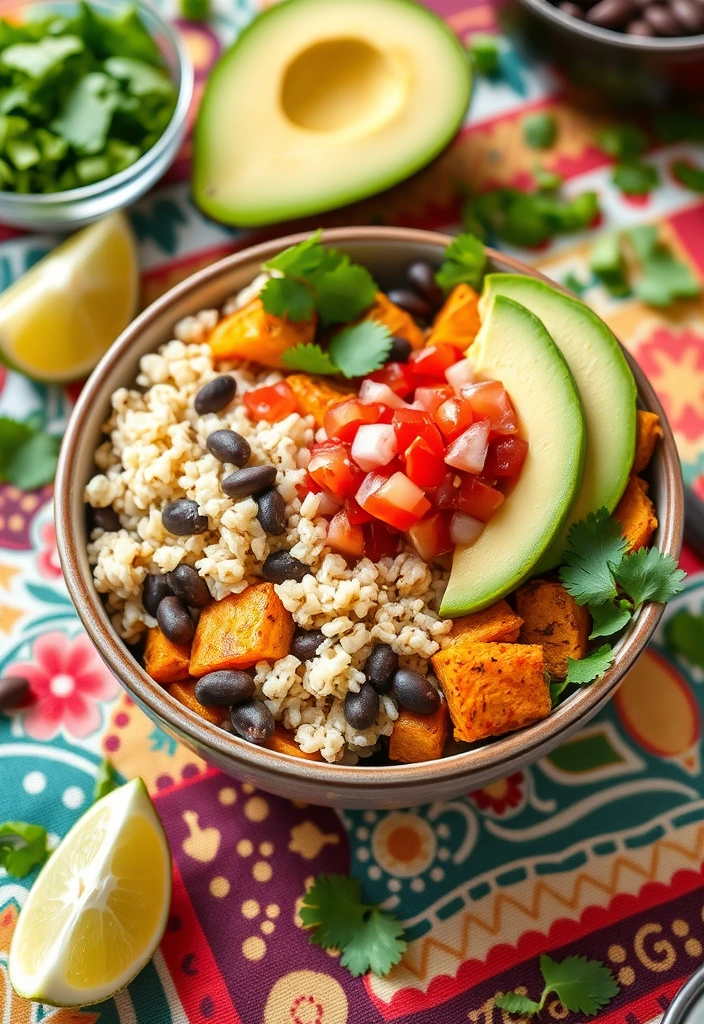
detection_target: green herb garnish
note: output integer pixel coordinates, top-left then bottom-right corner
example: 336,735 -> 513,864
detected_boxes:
666,610 -> 704,669
626,225 -> 701,306
589,231 -> 630,298
300,874 -> 406,978
597,124 -> 648,161
93,758 -> 118,802
469,34 -> 500,76
523,111 -> 557,150
673,160 -> 704,193
464,187 -> 598,247
0,415 -> 60,490
533,164 -> 563,191
435,231 -> 486,292
0,821 -> 49,878
496,954 -> 620,1017
612,161 -> 659,196
280,342 -> 337,375
562,270 -> 588,296
653,110 -> 704,143
560,508 -> 628,607
565,644 -> 615,686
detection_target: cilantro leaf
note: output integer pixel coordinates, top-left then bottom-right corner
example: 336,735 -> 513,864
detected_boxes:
523,112 -> 557,150
51,70 -> 120,155
559,508 -> 628,606
300,874 -> 406,978
612,161 -> 659,195
653,110 -> 704,143
565,644 -> 614,686
93,758 -> 118,802
540,954 -> 620,1015
328,321 -> 392,379
597,124 -> 647,161
260,276 -> 315,323
435,232 -> 486,292
0,416 -> 60,490
465,188 -> 598,248
312,259 -> 377,327
673,160 -> 704,193
562,270 -> 588,296
469,34 -> 500,75
550,680 -> 569,705
666,610 -> 704,669
613,547 -> 686,606
494,992 -> 541,1015
281,343 -> 338,375
533,165 -> 562,191
589,599 -> 633,639
263,229 -> 325,276
627,227 -> 701,307
589,232 -> 630,298
1,34 -> 84,79
104,56 -> 175,98
0,821 -> 49,878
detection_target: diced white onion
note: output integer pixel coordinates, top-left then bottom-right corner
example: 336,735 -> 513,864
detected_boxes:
445,358 -> 475,393
317,492 -> 343,516
444,420 -> 490,474
450,513 -> 485,546
358,380 -> 407,409
351,424 -> 398,472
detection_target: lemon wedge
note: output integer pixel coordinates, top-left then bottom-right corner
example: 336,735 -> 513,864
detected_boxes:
9,778 -> 171,1007
0,211 -> 138,383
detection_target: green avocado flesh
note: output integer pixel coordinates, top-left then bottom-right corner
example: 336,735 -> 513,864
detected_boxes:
480,274 -> 637,571
192,0 -> 471,226
440,295 -> 586,618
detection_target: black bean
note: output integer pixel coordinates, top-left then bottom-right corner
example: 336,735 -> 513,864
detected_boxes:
627,16 -> 656,29
406,261 -> 443,307
167,564 -> 211,609
257,488 -> 287,535
195,375 -> 236,415
91,505 -> 121,532
364,643 -> 399,693
643,2 -> 682,29
670,0 -> 704,29
157,596 -> 194,644
195,670 -> 255,707
387,336 -> 413,363
231,699 -> 275,744
559,1 -> 585,15
262,551 -> 310,584
222,465 -> 277,499
291,628 -> 326,661
586,0 -> 634,25
207,429 -> 251,467
162,499 -> 208,536
344,683 -> 379,730
143,573 -> 174,617
391,669 -> 441,715
0,675 -> 29,710
386,288 -> 433,322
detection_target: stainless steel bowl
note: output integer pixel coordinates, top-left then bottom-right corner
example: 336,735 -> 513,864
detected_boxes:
55,227 -> 684,809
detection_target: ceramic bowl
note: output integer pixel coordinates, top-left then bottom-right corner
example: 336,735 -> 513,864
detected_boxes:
55,227 -> 684,809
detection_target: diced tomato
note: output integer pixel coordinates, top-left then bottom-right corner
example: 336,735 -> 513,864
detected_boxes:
367,361 -> 415,397
409,343 -> 462,379
324,399 -> 381,442
357,471 -> 431,531
436,472 -> 504,522
364,520 -> 401,561
413,385 -> 455,416
484,436 -> 529,478
444,420 -> 490,474
326,509 -> 365,559
392,408 -> 444,457
408,512 -> 454,562
461,381 -> 518,435
308,441 -> 363,500
405,438 -> 446,489
377,405 -> 395,424
243,381 -> 297,423
434,396 -> 474,442
297,472 -> 322,498
345,498 -> 374,525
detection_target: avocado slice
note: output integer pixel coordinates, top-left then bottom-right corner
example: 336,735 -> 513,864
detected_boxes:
192,0 -> 471,226
480,274 -> 637,571
440,295 -> 586,618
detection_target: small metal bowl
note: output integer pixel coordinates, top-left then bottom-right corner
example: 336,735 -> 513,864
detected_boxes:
0,0 -> 193,231
55,227 -> 684,809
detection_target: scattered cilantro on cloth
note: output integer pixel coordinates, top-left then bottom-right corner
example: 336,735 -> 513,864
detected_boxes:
533,164 -> 563,191
435,232 -> 486,292
0,415 -> 60,490
612,161 -> 659,196
626,225 -> 701,306
597,124 -> 648,161
666,610 -> 704,669
0,821 -> 49,878
673,159 -> 704,193
496,954 -> 619,1017
93,758 -> 118,803
464,187 -> 598,248
468,34 -> 500,75
300,874 -> 406,978
589,231 -> 630,298
523,111 -> 557,150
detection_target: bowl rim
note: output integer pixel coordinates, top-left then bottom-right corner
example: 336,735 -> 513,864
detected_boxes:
512,0 -> 704,52
55,225 -> 684,798
0,0 -> 194,207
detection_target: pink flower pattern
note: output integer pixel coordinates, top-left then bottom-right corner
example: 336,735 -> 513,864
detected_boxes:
36,521 -> 62,580
9,632 -> 119,741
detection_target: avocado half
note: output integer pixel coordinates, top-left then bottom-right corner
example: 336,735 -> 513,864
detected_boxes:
192,0 -> 472,226
440,295 -> 586,618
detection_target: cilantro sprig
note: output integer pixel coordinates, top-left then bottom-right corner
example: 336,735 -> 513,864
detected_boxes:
282,321 -> 393,379
0,821 -> 49,878
300,874 -> 406,978
496,954 -> 620,1017
0,414 -> 60,490
435,232 -> 487,293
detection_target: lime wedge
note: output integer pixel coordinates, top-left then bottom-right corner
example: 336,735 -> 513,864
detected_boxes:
9,778 -> 171,1007
0,211 -> 138,383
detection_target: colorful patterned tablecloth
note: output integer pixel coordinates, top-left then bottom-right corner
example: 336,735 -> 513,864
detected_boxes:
2,1 -> 704,1021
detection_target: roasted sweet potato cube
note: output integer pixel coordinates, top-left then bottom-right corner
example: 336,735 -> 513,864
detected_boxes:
389,704 -> 450,763
515,580 -> 590,679
427,283 -> 481,348
365,292 -> 424,350
431,640 -> 550,743
144,626 -> 191,684
265,724 -> 323,761
615,475 -> 658,551
190,584 -> 295,675
285,374 -> 354,428
447,599 -> 523,645
633,410 -> 663,474
208,298 -> 316,368
170,679 -> 227,726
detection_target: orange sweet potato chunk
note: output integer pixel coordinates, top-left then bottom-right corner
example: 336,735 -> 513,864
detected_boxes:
286,374 -> 354,428
170,680 -> 227,726
389,704 -> 450,763
427,283 -> 481,348
144,626 -> 191,684
633,410 -> 663,474
431,640 -> 550,743
447,599 -> 523,645
208,298 -> 315,368
515,580 -> 590,679
366,292 -> 424,350
265,724 -> 323,761
614,475 -> 658,551
190,584 -> 295,676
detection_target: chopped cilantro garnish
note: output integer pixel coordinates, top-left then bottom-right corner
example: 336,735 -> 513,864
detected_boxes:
300,874 -> 406,977
0,415 -> 60,490
666,610 -> 704,669
261,277 -> 316,323
496,954 -> 619,1017
560,508 -> 628,607
464,187 -> 598,247
597,124 -> 647,161
613,547 -> 686,606
626,225 -> 701,306
673,159 -> 704,192
435,232 -> 486,292
93,758 -> 118,803
565,644 -> 615,685
0,821 -> 49,878
612,161 -> 659,195
523,111 -> 557,150
328,320 -> 392,379
469,34 -> 500,76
